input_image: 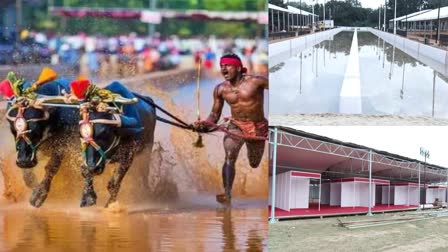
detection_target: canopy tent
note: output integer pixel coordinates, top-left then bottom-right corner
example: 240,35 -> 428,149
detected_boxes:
391,183 -> 422,206
325,178 -> 389,207
268,4 -> 318,33
270,127 -> 447,183
269,171 -> 321,211
269,126 -> 448,221
338,178 -> 389,207
426,185 -> 447,204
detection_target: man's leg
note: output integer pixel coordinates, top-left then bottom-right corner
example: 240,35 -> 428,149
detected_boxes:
217,130 -> 244,203
246,140 -> 266,168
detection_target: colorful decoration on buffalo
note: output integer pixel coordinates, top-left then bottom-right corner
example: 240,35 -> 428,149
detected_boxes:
69,79 -> 137,106
0,67 -> 58,99
70,79 -> 91,100
0,78 -> 14,99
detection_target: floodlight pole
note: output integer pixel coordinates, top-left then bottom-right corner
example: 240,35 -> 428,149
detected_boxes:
420,147 -> 430,210
300,0 -> 302,34
312,0 -> 315,33
323,0 -> 326,30
393,0 -> 397,35
436,0 -> 441,45
446,169 -> 448,203
405,1 -> 408,36
384,0 -> 387,31
418,163 -> 421,210
379,5 -> 381,30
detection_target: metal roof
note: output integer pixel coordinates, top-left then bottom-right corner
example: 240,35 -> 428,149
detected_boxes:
406,6 -> 448,22
268,4 -> 290,13
270,126 -> 448,184
287,5 -> 318,17
389,9 -> 431,22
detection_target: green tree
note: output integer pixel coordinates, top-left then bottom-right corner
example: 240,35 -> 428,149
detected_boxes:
268,0 -> 287,8
21,0 -> 264,37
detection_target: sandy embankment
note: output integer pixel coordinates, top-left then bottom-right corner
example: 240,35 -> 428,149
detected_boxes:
269,213 -> 448,252
270,113 -> 448,126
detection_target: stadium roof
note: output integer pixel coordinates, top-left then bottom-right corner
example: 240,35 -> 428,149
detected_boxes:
406,6 -> 448,22
389,9 -> 431,22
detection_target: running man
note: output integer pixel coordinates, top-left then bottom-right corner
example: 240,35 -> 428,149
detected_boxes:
195,53 -> 268,204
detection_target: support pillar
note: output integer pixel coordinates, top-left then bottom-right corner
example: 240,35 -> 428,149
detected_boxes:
367,150 -> 373,216
269,128 -> 279,224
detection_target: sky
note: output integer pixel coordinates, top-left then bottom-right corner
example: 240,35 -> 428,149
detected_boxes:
291,126 -> 448,168
288,0 -> 384,9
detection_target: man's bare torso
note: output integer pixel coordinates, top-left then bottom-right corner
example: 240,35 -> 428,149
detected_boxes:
217,75 -> 265,122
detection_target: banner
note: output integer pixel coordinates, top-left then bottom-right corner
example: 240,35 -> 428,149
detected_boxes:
140,10 -> 162,24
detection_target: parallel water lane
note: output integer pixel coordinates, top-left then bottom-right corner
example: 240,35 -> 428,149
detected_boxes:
270,32 -> 354,114
270,30 -> 448,118
358,32 -> 448,117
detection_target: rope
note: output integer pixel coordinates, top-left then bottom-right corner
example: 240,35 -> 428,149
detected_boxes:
201,120 -> 268,141
132,92 -> 191,128
132,92 -> 266,141
156,116 -> 193,130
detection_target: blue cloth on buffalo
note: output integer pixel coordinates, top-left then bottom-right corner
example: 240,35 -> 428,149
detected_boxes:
34,78 -> 79,126
9,78 -> 79,126
23,78 -> 72,96
104,81 -> 155,136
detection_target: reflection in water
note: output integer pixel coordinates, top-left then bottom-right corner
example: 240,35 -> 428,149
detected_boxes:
312,46 -> 315,75
359,32 -> 448,117
433,70 -> 436,117
315,46 -> 318,77
323,40 -> 328,68
270,32 -> 354,114
0,201 -> 267,251
389,43 -> 395,79
270,30 -> 448,118
220,207 -> 236,251
400,61 -> 405,100
382,38 -> 386,68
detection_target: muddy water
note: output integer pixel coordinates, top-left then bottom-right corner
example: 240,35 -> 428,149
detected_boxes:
0,198 -> 267,251
0,74 -> 268,251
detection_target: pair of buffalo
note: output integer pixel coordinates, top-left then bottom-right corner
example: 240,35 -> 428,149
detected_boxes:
1,68 -> 156,208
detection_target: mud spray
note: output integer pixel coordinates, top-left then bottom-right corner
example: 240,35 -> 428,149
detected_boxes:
0,73 -> 268,209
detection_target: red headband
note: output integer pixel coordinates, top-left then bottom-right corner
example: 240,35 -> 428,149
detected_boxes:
220,58 -> 247,73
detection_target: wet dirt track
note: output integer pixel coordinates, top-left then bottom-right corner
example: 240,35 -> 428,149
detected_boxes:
0,69 -> 268,251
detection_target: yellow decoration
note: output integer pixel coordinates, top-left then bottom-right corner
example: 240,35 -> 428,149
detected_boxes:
33,67 -> 58,87
20,30 -> 29,40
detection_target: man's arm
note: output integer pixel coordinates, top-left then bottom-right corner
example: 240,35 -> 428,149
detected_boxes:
205,84 -> 224,123
193,84 -> 224,133
252,75 -> 268,89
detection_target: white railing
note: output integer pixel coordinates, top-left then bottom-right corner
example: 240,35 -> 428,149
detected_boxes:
269,27 -> 348,67
367,28 -> 448,76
